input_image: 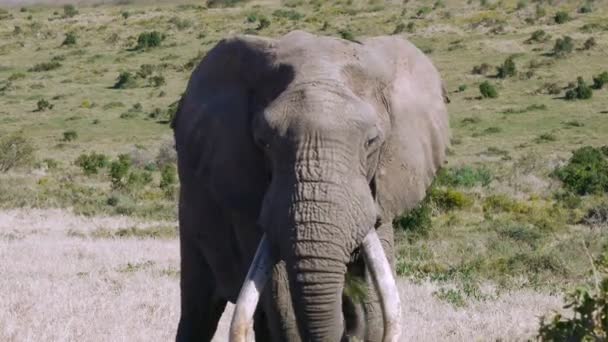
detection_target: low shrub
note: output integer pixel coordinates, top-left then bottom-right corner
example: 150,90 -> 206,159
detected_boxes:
206,0 -> 248,8
538,279 -> 608,341
272,9 -> 303,20
431,188 -> 473,211
62,130 -> 78,142
168,16 -> 192,30
592,72 -> 608,89
393,197 -> 432,238
36,99 -> 53,111
583,37 -> 596,50
437,166 -> 493,187
581,203 -> 608,227
526,29 -> 549,43
553,11 -> 570,24
62,32 -> 77,46
113,71 -> 137,89
135,31 -> 164,50
109,154 -> 132,189
496,56 -> 517,79
28,61 -> 61,72
565,77 -> 593,100
472,63 -> 491,75
160,164 -> 177,198
552,146 -> 608,195
63,4 -> 78,18
479,81 -> 498,98
75,152 -> 108,175
578,3 -> 593,14
553,36 -> 574,57
0,132 -> 34,172
150,75 -> 165,87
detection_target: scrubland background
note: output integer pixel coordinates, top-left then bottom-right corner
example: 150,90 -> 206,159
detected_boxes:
1,0 -> 607,340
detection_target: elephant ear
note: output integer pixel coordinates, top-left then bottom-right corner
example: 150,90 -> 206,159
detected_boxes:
173,35 -> 294,218
361,36 -> 450,220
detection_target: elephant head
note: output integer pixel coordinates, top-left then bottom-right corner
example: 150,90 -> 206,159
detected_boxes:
173,31 -> 449,341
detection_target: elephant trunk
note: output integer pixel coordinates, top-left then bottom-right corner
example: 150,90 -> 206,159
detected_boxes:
287,226 -> 349,341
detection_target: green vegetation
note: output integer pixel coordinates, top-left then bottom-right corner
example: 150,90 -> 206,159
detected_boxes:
496,56 -> 516,79
63,4 -> 78,18
62,32 -> 77,46
0,132 -> 34,172
135,31 -> 164,50
565,77 -> 593,100
553,36 -> 574,57
479,81 -> 498,98
593,72 -> 608,89
554,11 -> 570,24
75,152 -> 108,175
553,146 -> 608,195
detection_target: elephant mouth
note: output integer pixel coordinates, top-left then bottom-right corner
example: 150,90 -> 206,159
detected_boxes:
228,229 -> 402,342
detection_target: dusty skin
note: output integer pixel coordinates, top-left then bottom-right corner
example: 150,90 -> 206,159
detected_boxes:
0,208 -> 563,341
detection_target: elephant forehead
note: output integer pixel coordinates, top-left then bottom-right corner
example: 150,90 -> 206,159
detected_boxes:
262,82 -> 374,138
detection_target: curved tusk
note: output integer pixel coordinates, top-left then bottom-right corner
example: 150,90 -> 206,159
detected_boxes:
229,234 -> 274,342
362,230 -> 402,342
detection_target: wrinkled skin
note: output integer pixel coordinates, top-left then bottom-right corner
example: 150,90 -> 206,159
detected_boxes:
173,30 -> 449,342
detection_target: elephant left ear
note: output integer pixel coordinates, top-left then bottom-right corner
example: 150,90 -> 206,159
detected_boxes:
358,36 -> 451,221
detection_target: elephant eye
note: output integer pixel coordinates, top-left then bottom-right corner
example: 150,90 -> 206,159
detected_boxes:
365,136 -> 379,149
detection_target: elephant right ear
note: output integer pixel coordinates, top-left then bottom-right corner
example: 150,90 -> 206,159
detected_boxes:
173,36 -> 294,218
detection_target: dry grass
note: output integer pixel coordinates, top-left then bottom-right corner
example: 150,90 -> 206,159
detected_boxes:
0,208 -> 564,341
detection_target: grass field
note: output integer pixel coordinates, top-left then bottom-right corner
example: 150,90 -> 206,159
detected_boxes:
1,0 -> 608,340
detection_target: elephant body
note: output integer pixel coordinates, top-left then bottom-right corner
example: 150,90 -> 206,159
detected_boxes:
173,30 -> 449,341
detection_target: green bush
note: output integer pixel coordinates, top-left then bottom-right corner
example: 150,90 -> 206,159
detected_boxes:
579,4 -> 593,14
437,166 -> 493,187
472,63 -> 491,75
538,279 -> 608,341
121,11 -> 130,19
565,77 -> 593,100
0,132 -> 34,172
257,16 -> 270,30
526,29 -> 549,43
206,0 -> 247,7
75,152 -> 108,175
496,56 -> 517,79
113,71 -> 137,89
28,61 -> 62,72
431,188 -> 473,211
135,31 -> 163,50
592,72 -> 608,89
127,170 -> 153,188
137,64 -> 154,78
553,36 -> 574,57
393,196 -> 432,238
109,154 -> 132,189
62,130 -> 78,142
63,4 -> 78,18
584,37 -> 597,50
150,75 -> 165,87
552,146 -> 608,195
272,9 -> 303,20
62,32 -> 77,46
554,11 -> 570,24
36,99 -> 53,111
168,16 -> 192,30
479,81 -> 498,98
160,164 -> 177,198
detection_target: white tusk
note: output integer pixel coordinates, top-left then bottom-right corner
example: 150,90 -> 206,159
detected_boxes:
362,230 -> 402,342
229,234 -> 273,342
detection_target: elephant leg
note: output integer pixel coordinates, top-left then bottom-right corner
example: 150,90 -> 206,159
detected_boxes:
364,222 -> 395,342
257,261 -> 301,342
176,237 -> 226,342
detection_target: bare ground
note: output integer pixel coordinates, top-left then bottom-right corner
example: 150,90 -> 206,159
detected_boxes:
0,209 -> 563,341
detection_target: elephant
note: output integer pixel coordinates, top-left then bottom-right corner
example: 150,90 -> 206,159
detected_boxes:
172,30 -> 450,342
